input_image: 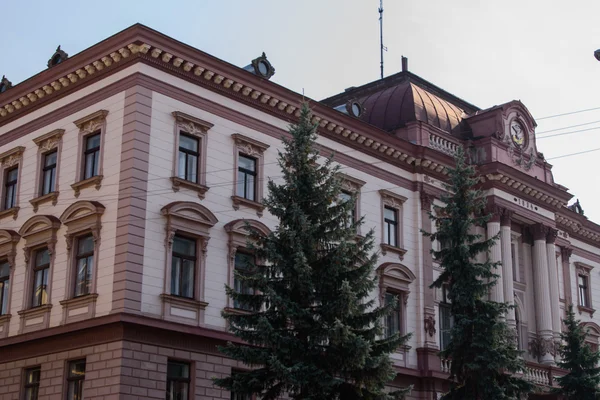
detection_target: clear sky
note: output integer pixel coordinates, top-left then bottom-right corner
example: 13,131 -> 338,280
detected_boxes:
2,0 -> 600,221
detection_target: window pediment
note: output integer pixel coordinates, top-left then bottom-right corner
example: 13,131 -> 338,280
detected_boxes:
19,215 -> 61,239
575,261 -> 594,275
225,219 -> 270,239
0,229 -> 19,266
377,262 -> 416,293
162,201 -> 218,241
60,200 -> 105,225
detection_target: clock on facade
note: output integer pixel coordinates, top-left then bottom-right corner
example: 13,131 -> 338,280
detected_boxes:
510,120 -> 526,147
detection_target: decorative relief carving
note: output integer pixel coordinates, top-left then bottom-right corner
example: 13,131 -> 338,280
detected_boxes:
530,224 -> 549,242
165,227 -> 177,249
560,246 -> 573,261
0,146 -> 25,167
73,110 -> 108,134
172,111 -> 214,136
379,189 -> 407,209
420,191 -> 433,211
546,228 -> 558,244
424,315 -> 436,337
528,336 -> 556,358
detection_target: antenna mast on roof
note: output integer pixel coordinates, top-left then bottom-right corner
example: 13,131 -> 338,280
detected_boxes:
379,0 -> 387,79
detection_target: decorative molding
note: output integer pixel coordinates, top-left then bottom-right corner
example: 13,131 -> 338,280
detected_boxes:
380,243 -> 407,261
73,109 -> 108,134
71,175 -> 103,197
530,224 -> 549,242
170,177 -> 209,199
420,191 -> 433,211
546,228 -> 558,244
379,189 -> 408,209
47,45 -> 68,68
231,133 -> 270,157
32,128 -> 64,149
30,192 -> 59,212
172,111 -> 213,134
337,172 -> 366,193
0,207 -> 19,221
0,146 -> 25,167
424,315 -> 436,337
528,336 -> 556,358
231,195 -> 265,217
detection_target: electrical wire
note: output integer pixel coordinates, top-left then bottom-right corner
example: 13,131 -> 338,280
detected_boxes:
536,106 -> 600,121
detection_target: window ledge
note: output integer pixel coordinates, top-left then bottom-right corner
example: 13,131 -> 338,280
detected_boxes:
60,293 -> 99,308
223,306 -> 253,316
0,313 -> 11,323
0,207 -> 19,221
231,195 -> 265,217
17,304 -> 53,318
170,177 -> 209,199
71,175 -> 103,198
380,243 -> 407,260
30,191 -> 59,212
578,305 -> 596,317
160,294 -> 208,310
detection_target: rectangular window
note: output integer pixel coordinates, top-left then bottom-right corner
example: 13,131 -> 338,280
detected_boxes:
0,260 -> 9,315
579,275 -> 589,308
383,206 -> 398,247
23,367 -> 40,400
74,235 -> 94,297
234,252 -> 255,310
338,191 -> 355,227
178,133 -> 199,183
384,292 -> 402,338
66,359 -> 85,400
4,166 -> 18,210
31,248 -> 50,307
171,236 -> 196,298
439,285 -> 453,351
83,133 -> 100,180
236,154 -> 257,201
166,360 -> 190,400
41,150 -> 57,195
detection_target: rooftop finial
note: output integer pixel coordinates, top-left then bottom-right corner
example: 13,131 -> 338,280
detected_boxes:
379,0 -> 387,79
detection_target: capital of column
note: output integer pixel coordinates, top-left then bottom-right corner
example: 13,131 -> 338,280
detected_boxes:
560,246 -> 573,261
500,209 -> 513,227
546,228 -> 558,244
530,223 -> 549,241
420,191 -> 433,211
485,204 -> 503,223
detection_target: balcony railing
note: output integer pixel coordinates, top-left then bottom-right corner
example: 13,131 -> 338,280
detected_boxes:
428,132 -> 460,157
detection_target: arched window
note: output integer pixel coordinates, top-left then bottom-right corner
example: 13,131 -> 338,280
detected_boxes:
0,229 -> 19,338
18,215 -> 61,333
161,201 -> 218,325
582,322 -> 600,353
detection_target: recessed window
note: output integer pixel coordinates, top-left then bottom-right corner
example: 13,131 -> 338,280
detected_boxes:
384,292 -> 402,338
74,235 -> 94,297
579,275 -> 589,308
383,206 -> 398,247
4,166 -> 18,210
83,133 -> 101,180
234,252 -> 255,310
237,155 -> 257,201
66,359 -> 85,400
23,366 -> 41,400
338,191 -> 355,227
439,284 -> 453,351
166,360 -> 190,400
31,248 -> 50,308
171,236 -> 196,299
178,133 -> 199,183
41,150 -> 57,196
0,260 -> 9,315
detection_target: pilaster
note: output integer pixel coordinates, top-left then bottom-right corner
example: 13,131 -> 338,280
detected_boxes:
545,228 -> 561,343
500,209 -> 515,323
487,207 -> 503,304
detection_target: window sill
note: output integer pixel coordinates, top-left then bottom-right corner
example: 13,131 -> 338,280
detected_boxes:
60,293 -> 98,324
17,304 -> 53,317
161,294 -> 208,310
0,313 -> 10,338
71,175 -> 103,198
30,191 -> 59,212
171,177 -> 209,199
17,304 -> 52,333
223,306 -> 253,316
578,305 -> 596,317
0,206 -> 19,221
161,294 -> 208,325
231,195 -> 265,217
380,243 -> 407,260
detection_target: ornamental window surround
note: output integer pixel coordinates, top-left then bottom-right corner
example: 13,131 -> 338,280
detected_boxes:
59,201 -> 104,325
170,111 -> 213,199
17,215 -> 60,334
376,263 -> 415,339
0,146 -> 24,220
582,322 -> 600,353
231,134 -> 270,216
31,129 -> 64,212
575,262 -> 595,316
161,201 -> 218,325
439,283 -> 453,351
0,229 -> 19,338
379,189 -> 408,260
224,219 -> 271,312
71,110 -> 108,197
337,173 -> 366,235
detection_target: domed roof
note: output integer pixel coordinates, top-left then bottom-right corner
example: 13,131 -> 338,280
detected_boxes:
358,81 -> 466,134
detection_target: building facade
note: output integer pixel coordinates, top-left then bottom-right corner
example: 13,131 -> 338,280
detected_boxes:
0,24 -> 598,399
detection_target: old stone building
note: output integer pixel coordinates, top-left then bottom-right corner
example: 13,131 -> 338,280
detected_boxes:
0,24 -> 598,399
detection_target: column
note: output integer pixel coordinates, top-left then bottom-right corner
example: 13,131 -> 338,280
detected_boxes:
487,211 -> 504,304
420,191 -> 438,350
561,246 -> 573,307
546,229 -> 561,342
531,224 -> 554,365
500,210 -> 515,324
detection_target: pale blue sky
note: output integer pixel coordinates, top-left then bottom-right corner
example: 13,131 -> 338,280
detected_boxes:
2,0 -> 600,220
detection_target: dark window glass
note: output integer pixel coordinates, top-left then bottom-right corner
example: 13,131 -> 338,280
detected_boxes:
66,360 -> 85,400
178,133 -> 199,183
0,261 -> 9,315
4,166 -> 18,210
23,367 -> 41,400
515,310 -> 522,350
230,372 -> 252,400
171,236 -> 196,298
439,284 -> 453,351
383,206 -> 398,247
31,248 -> 50,307
41,150 -> 57,196
384,292 -> 401,338
579,275 -> 589,308
234,252 -> 254,310
83,133 -> 100,180
74,236 -> 94,297
166,361 -> 190,400
236,155 -> 257,201
338,191 -> 355,227
511,243 -> 518,282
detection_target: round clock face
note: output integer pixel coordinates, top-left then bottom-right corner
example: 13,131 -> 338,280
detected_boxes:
510,120 -> 526,147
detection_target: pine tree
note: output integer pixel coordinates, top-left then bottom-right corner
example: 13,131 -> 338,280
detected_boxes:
423,147 -> 532,400
555,304 -> 600,399
215,103 -> 410,399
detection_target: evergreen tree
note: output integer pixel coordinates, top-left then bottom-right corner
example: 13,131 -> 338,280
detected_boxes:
423,147 -> 532,400
555,304 -> 600,399
215,103 -> 410,399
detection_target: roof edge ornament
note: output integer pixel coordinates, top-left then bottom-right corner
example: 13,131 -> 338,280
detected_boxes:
243,52 -> 275,80
0,76 -> 12,94
47,45 -> 69,68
